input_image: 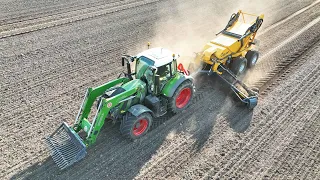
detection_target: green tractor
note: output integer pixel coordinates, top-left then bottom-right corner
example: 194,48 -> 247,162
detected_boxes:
46,47 -> 195,169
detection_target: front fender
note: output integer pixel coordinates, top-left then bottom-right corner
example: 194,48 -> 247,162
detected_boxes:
161,73 -> 194,98
128,104 -> 154,117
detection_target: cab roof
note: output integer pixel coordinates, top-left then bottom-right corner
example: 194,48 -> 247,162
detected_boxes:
137,47 -> 174,67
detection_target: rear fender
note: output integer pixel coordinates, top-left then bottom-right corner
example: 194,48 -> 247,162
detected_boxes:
161,73 -> 194,98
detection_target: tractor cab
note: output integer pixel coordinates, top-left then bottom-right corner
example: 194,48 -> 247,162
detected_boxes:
121,47 -> 193,116
134,47 -> 179,93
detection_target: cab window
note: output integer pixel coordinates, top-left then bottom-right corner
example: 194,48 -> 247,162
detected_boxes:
135,56 -> 154,79
157,62 -> 174,81
157,64 -> 169,77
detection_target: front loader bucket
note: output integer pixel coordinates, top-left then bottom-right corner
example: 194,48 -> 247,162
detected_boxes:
45,122 -> 86,169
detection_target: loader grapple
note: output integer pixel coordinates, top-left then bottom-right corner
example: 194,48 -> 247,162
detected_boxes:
45,122 -> 86,169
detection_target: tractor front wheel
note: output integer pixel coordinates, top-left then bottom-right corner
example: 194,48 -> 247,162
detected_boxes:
169,80 -> 194,113
120,112 -> 153,139
231,57 -> 248,76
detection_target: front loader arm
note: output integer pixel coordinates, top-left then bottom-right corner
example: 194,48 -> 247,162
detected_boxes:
78,77 -> 130,123
84,87 -> 137,145
72,77 -> 139,145
46,77 -> 138,169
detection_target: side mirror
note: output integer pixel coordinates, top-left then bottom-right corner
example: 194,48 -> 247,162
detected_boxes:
130,56 -> 136,62
121,56 -> 133,79
121,57 -> 125,66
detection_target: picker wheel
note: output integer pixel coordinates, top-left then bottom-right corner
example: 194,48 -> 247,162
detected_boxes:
245,50 -> 259,68
231,56 -> 248,76
169,80 -> 194,113
120,112 -> 153,139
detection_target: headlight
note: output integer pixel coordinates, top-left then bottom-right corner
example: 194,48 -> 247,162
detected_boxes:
150,84 -> 154,91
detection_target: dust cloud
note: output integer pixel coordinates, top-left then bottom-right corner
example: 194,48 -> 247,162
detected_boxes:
146,0 -> 281,78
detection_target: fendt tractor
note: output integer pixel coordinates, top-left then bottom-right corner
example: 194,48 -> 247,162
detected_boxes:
46,47 -> 195,169
189,10 -> 264,109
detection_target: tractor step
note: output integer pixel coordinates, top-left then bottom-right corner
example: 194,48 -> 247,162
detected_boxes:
45,122 -> 86,169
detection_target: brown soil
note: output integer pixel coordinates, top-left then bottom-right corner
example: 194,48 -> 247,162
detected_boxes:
0,0 -> 319,179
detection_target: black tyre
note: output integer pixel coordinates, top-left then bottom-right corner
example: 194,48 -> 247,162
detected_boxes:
120,112 -> 152,139
169,80 -> 194,113
231,57 -> 247,76
245,50 -> 259,68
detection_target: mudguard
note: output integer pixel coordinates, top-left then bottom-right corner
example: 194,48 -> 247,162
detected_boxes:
161,73 -> 194,98
128,104 -> 154,117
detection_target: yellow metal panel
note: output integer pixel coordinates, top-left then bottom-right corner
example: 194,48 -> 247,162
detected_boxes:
195,10 -> 264,69
212,35 -> 237,47
228,22 -> 251,35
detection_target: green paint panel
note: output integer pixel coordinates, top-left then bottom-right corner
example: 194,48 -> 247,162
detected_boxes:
161,73 -> 186,97
80,118 -> 91,134
121,79 -> 146,91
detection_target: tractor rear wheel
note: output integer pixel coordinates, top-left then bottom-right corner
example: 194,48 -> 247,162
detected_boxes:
120,112 -> 153,139
245,50 -> 259,68
169,80 -> 194,113
231,56 -> 247,76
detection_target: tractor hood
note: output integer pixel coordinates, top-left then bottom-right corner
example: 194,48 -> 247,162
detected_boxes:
121,79 -> 147,103
121,79 -> 146,91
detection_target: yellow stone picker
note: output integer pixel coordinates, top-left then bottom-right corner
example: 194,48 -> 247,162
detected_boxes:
189,10 -> 264,109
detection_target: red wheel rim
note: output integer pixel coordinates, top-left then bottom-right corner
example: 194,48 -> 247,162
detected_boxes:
175,88 -> 192,108
133,119 -> 148,136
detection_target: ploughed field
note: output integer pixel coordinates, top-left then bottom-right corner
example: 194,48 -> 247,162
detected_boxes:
0,0 -> 319,179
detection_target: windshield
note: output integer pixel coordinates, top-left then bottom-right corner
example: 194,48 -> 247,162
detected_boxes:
135,56 -> 154,79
